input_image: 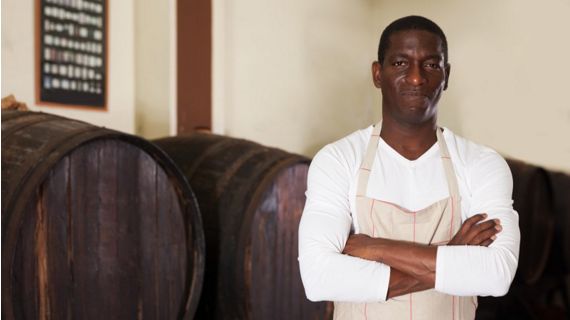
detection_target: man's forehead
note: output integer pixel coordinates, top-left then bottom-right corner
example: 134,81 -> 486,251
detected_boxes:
386,30 -> 445,56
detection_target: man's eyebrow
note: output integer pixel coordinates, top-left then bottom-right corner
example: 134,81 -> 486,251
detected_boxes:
386,53 -> 410,59
423,54 -> 444,61
386,53 -> 443,60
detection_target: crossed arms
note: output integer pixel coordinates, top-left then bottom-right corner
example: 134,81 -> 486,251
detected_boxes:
342,214 -> 501,299
298,144 -> 520,302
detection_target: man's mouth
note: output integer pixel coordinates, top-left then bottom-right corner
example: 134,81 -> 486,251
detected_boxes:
401,91 -> 428,98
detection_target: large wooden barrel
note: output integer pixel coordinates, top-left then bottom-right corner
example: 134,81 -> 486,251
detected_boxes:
2,110 -> 205,319
548,170 -> 570,273
506,159 -> 555,285
153,134 -> 333,320
476,159 -> 558,320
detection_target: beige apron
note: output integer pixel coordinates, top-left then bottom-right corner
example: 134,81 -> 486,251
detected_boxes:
334,124 -> 477,320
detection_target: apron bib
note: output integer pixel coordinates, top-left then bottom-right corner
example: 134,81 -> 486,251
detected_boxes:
334,124 -> 477,320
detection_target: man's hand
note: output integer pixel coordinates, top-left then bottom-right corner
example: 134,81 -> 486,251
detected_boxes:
448,213 -> 502,247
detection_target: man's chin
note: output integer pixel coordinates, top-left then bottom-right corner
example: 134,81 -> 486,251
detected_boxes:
398,106 -> 436,124
404,102 -> 429,111
402,106 -> 430,118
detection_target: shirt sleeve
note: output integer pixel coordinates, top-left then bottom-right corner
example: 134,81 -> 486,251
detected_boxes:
298,144 -> 391,302
435,150 -> 520,296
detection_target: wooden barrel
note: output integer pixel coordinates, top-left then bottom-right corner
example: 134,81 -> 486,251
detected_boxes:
153,134 -> 333,320
547,170 -> 570,274
1,110 -> 205,320
506,159 -> 555,285
476,159 -> 558,320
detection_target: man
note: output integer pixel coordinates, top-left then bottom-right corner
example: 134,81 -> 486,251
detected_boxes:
298,16 -> 520,319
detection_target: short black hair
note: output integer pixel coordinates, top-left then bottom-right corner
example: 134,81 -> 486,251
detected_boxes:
377,15 -> 448,65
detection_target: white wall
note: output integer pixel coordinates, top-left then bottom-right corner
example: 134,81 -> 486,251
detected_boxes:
213,0 -> 570,172
134,0 -> 176,139
2,0 -> 135,134
213,0 -> 380,155
4,1 -> 569,171
372,0 -> 570,172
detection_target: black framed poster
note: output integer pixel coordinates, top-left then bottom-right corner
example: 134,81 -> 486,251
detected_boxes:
36,0 -> 107,110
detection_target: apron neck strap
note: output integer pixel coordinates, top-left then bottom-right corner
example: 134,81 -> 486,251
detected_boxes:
436,128 -> 460,199
356,123 -> 382,197
356,124 -> 461,199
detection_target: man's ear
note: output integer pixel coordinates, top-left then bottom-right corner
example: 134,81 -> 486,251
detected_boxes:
372,61 -> 382,88
444,63 -> 451,90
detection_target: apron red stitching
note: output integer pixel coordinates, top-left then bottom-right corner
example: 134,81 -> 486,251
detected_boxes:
410,211 -> 416,320
375,199 -> 416,214
410,293 -> 413,320
413,212 -> 417,243
458,295 -> 460,319
449,196 -> 455,240
452,296 -> 455,320
370,200 -> 376,237
364,198 -> 376,320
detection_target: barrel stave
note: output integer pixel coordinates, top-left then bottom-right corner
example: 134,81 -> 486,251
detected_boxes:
250,164 -> 308,319
12,192 -> 40,319
507,159 -> 554,284
2,111 -> 204,320
154,134 -> 333,320
43,156 -> 72,320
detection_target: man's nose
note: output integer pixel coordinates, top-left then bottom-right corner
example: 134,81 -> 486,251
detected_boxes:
405,64 -> 426,86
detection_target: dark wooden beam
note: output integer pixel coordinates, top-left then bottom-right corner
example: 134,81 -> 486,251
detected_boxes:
177,0 -> 212,134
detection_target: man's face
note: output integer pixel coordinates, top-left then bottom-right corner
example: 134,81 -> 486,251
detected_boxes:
372,30 -> 450,125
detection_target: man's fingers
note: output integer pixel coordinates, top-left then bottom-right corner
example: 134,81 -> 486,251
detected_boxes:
461,213 -> 487,229
456,213 -> 487,237
471,227 -> 500,245
469,220 -> 502,245
465,218 -> 500,235
480,238 -> 495,247
449,214 -> 501,246
449,213 -> 487,245
462,218 -> 501,244
475,219 -> 501,232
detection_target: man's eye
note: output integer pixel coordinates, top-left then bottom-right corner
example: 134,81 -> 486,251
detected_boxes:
425,63 -> 441,69
393,61 -> 406,66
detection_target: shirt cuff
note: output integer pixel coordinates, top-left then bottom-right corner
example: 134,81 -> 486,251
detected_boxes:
435,246 -> 448,293
378,264 -> 391,301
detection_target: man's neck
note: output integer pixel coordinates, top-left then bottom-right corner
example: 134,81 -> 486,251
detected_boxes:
379,116 -> 438,161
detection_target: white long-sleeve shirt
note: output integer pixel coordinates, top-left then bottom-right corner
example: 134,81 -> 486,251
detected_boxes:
298,125 -> 520,302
